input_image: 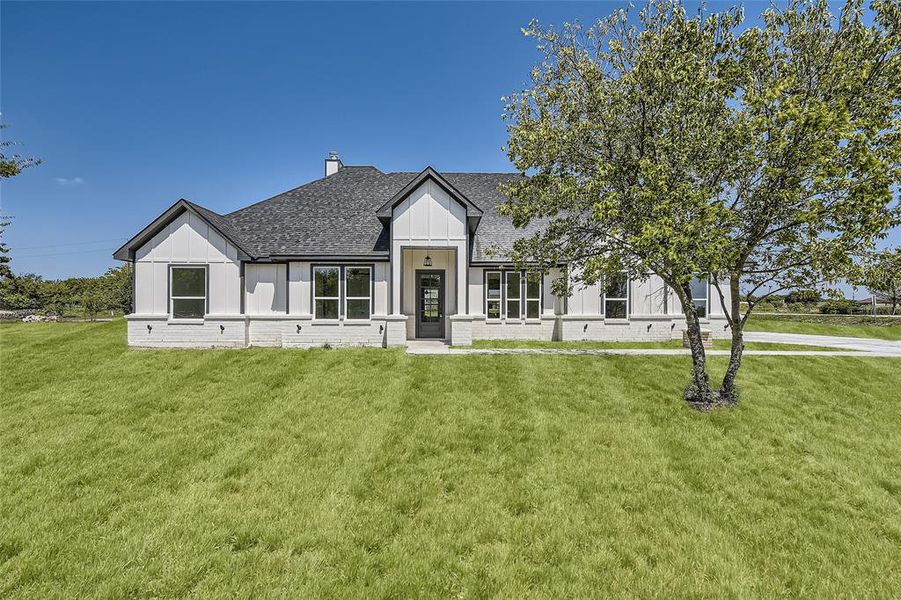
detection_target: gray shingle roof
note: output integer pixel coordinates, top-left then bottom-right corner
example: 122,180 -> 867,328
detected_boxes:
189,166 -> 543,261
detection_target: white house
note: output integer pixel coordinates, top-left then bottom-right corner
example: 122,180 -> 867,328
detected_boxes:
114,154 -> 729,347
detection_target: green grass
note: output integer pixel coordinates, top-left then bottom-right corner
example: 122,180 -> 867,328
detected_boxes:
2,320 -> 900,598
469,339 -> 849,351
745,315 -> 901,340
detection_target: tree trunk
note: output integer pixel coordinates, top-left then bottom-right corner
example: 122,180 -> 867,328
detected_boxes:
677,284 -> 714,405
719,276 -> 744,404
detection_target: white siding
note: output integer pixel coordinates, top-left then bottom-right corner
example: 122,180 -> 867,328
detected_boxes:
133,211 -> 240,315
245,263 -> 287,315
392,180 -> 466,242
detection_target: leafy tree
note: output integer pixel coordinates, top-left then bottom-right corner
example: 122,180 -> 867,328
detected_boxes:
785,290 -> 821,304
711,0 -> 900,401
100,265 -> 133,314
1,124 -> 41,279
854,248 -> 901,314
501,0 -> 899,406
0,273 -> 50,310
501,1 -> 744,404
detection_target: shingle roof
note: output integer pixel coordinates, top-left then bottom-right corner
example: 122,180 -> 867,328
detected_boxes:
206,165 -> 541,261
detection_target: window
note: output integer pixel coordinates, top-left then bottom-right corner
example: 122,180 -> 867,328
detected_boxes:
313,266 -> 340,319
345,266 -> 371,320
170,266 -> 206,319
525,272 -> 542,319
485,269 -> 542,320
505,271 -> 521,319
486,271 -> 502,319
603,273 -> 629,318
690,277 -> 708,318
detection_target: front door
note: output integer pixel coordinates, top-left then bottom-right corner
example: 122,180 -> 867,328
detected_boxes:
416,270 -> 444,339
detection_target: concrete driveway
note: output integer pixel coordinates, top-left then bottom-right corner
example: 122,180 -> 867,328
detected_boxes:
743,332 -> 901,355
406,333 -> 901,357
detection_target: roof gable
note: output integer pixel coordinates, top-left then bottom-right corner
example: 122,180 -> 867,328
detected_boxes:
113,199 -> 252,261
375,167 -> 483,221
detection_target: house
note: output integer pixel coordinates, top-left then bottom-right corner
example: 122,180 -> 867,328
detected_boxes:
113,153 -> 730,347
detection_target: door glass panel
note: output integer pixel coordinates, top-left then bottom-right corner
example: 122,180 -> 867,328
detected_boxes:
419,274 -> 441,324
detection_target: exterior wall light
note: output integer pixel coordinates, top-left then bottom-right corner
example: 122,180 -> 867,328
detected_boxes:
423,254 -> 432,267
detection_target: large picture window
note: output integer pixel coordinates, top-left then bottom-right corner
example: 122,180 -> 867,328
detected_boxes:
486,271 -> 502,319
505,271 -> 521,319
525,272 -> 542,319
345,266 -> 372,320
170,266 -> 207,319
690,277 -> 709,318
603,273 -> 629,319
313,266 -> 340,319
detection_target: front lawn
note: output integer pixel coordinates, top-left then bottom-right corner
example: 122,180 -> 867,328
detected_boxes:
2,320 -> 900,597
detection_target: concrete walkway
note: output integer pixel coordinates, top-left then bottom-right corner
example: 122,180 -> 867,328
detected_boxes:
405,334 -> 901,357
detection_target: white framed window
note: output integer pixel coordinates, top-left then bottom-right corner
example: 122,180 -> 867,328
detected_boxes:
505,271 -> 521,319
525,272 -> 542,319
313,266 -> 340,319
170,265 -> 207,319
344,266 -> 372,320
485,271 -> 502,319
603,273 -> 629,318
690,277 -> 709,318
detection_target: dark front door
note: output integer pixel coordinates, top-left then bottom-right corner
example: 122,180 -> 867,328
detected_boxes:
416,270 -> 444,339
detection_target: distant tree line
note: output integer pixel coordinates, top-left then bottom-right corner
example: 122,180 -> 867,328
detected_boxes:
0,265 -> 132,320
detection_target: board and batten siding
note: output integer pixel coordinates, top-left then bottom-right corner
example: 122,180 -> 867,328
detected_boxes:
391,180 -> 468,317
133,211 -> 241,315
244,263 -> 287,315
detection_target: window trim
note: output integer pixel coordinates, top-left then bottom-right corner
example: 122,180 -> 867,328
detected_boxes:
344,265 -> 373,321
602,272 -> 630,320
312,265 -> 341,321
484,269 -> 543,321
311,263 -> 375,321
505,271 -> 522,321
169,264 -> 208,320
485,270 -> 503,321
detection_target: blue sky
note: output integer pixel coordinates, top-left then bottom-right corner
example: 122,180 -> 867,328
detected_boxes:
1,1 -> 896,293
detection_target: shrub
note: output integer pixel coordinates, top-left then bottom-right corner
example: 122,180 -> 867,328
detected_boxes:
819,299 -> 857,314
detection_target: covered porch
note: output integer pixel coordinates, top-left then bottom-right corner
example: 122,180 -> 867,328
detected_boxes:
392,247 -> 468,342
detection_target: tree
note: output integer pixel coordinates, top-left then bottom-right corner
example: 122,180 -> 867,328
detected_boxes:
854,249 -> 901,314
100,264 -> 133,314
0,273 -> 51,310
1,124 -> 41,279
785,290 -> 820,304
711,0 -> 899,400
501,0 -> 899,406
502,1 -> 751,405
